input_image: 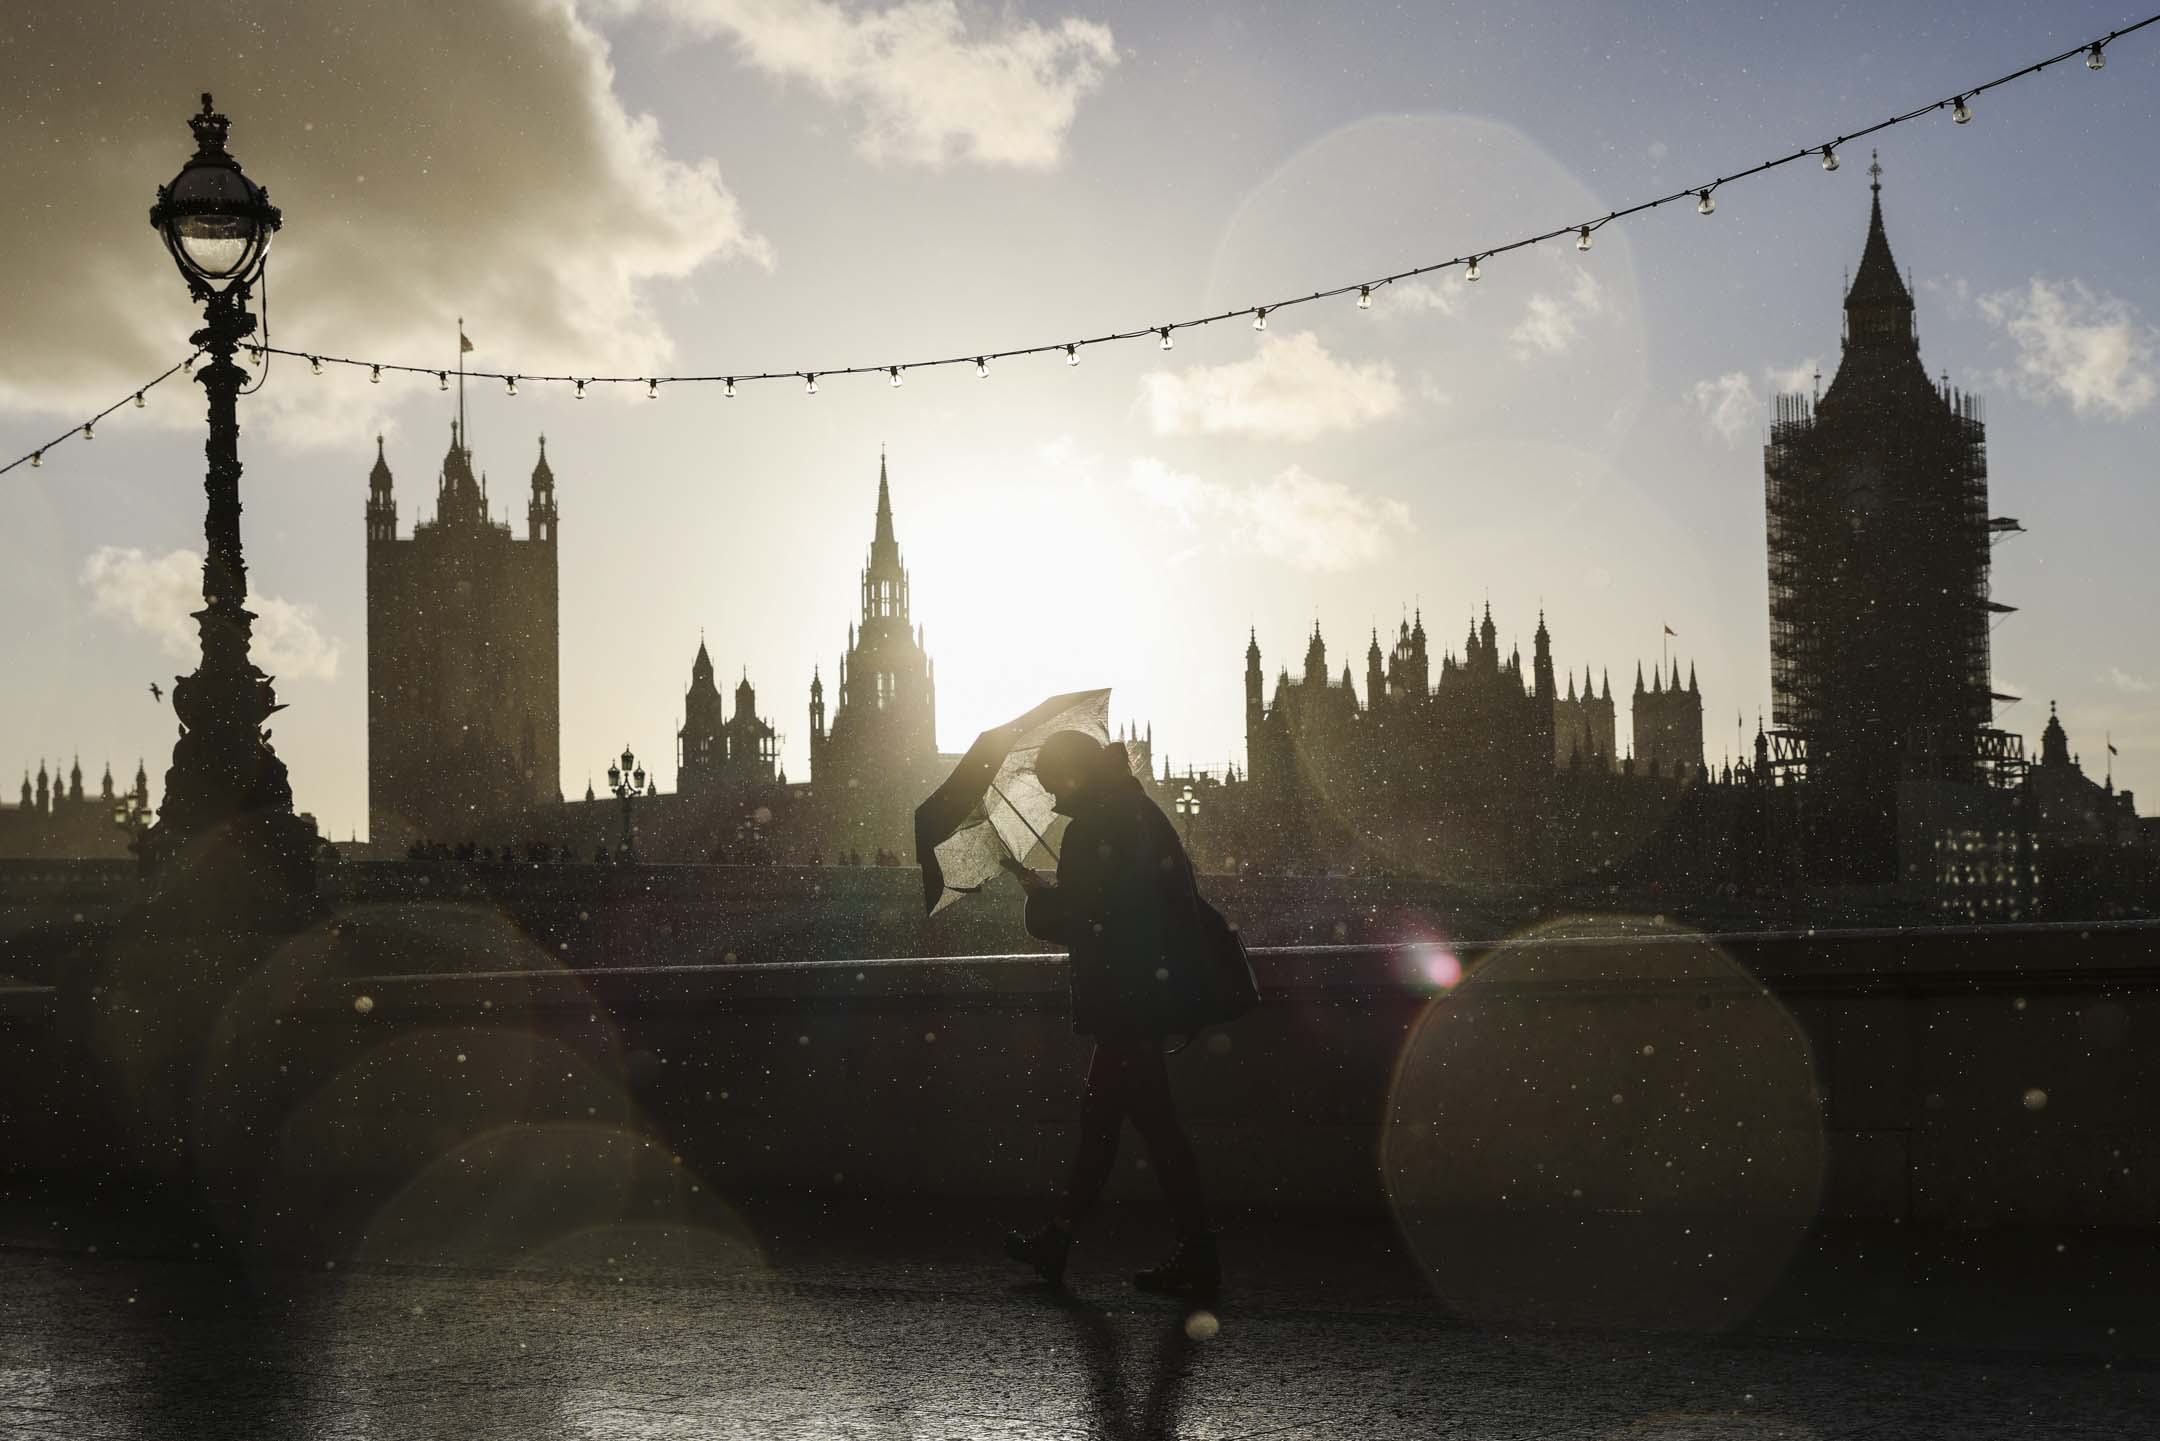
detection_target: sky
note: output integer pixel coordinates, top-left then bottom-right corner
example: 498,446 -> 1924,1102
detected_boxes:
2,0 -> 2156,841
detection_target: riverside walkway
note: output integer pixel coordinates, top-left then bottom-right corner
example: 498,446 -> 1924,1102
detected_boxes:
1,1190 -> 2153,1440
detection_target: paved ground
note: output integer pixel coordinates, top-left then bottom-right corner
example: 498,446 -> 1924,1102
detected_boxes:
0,1190 -> 2154,1440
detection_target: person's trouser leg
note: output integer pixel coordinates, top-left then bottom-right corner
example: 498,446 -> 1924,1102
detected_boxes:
1118,1043 -> 1211,1236
1057,1041 -> 1129,1226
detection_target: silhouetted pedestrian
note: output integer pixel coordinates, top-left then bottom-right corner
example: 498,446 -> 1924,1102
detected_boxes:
1003,730 -> 1221,1301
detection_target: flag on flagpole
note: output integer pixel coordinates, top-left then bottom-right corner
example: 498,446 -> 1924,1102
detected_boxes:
1663,624 -> 1677,637
2109,741 -> 2120,756
459,332 -> 474,354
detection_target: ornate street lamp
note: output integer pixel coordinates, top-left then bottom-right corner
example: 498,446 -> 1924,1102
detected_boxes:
113,789 -> 154,849
139,94 -> 313,896
607,746 -> 647,862
1174,781 -> 1201,854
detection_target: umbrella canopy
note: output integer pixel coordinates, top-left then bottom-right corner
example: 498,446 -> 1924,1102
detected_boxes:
915,689 -> 1111,915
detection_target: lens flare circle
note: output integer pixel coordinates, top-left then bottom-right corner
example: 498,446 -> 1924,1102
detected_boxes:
1383,915 -> 1824,1333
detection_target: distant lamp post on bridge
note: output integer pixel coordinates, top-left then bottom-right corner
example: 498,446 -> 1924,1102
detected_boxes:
113,789 -> 153,851
607,746 -> 646,862
139,94 -> 314,898
1174,781 -> 1201,854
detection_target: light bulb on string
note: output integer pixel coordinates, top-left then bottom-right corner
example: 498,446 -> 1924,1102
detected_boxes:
82,422 -> 93,440
1952,96 -> 1972,124
1697,189 -> 1716,215
888,366 -> 903,388
805,373 -> 819,396
1252,307 -> 1268,331
133,391 -> 145,410
1064,345 -> 1079,366
1158,327 -> 1174,349
975,358 -> 989,379
2088,43 -> 2106,70
646,379 -> 658,399
1576,226 -> 1592,252
505,376 -> 518,396
1465,256 -> 1482,281
723,378 -> 736,398
183,356 -> 195,376
370,364 -> 382,384
29,452 -> 41,468
1357,286 -> 1373,309
309,355 -> 323,375
574,379 -> 587,400
1821,145 -> 1839,171
437,372 -> 448,391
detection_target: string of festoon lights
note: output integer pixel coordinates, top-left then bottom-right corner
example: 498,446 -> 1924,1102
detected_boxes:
4,15 -> 2153,480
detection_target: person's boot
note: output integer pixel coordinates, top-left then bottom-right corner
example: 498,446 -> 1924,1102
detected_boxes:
1133,1232 -> 1219,1302
1004,1222 -> 1074,1285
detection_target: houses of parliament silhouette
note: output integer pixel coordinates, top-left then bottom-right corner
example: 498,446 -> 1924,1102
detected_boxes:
356,418 -> 946,862
5,166 -> 2147,911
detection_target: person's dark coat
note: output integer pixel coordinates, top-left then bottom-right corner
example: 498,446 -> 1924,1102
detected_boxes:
1022,771 -> 1212,1038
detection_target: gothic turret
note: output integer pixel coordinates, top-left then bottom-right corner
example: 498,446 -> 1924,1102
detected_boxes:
366,434 -> 397,543
434,419 -> 489,529
1532,610 -> 1555,701
2040,700 -> 2071,769
1303,623 -> 1327,689
678,634 -> 726,795
528,435 -> 558,544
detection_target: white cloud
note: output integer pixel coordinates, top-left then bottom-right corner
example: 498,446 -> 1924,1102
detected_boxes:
1687,356 -> 1820,444
1510,270 -> 1605,357
1764,356 -> 1821,396
0,0 -> 767,445
82,547 -> 341,682
2108,667 -> 2155,695
1384,278 -> 1462,315
1979,278 -> 2158,418
1138,331 -> 1402,441
1126,458 -> 1409,572
1689,371 -> 1760,444
642,0 -> 1117,168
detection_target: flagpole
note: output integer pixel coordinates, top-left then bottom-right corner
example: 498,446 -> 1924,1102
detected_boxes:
456,315 -> 467,450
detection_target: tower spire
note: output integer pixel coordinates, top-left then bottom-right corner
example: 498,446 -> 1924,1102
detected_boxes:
874,448 -> 896,551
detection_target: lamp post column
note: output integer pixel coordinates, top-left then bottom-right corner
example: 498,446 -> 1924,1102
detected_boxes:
608,747 -> 645,863
140,95 -> 312,898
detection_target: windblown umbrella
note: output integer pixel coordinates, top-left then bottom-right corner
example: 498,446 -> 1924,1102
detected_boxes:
915,689 -> 1111,915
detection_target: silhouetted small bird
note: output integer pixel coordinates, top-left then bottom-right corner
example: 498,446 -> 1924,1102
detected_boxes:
148,682 -> 162,703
